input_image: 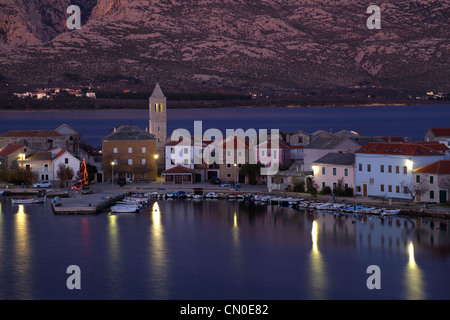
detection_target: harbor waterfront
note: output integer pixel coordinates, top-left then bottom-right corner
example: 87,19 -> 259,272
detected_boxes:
0,183 -> 449,300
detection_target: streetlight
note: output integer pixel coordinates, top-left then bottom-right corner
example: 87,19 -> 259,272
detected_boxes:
234,163 -> 238,187
111,161 -> 116,187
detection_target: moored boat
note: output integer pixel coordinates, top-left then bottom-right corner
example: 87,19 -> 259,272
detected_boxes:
111,204 -> 140,213
12,196 -> 46,204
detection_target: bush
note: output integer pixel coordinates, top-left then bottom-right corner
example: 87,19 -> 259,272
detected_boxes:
320,186 -> 332,195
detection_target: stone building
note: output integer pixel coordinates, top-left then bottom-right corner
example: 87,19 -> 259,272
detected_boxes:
102,125 -> 157,183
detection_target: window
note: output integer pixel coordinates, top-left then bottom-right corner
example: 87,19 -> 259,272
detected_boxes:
333,182 -> 337,190
430,190 -> 435,199
113,147 -> 118,154
141,159 -> 146,165
142,147 -> 146,153
273,150 -> 278,160
184,148 -> 189,154
388,185 -> 392,192
396,186 -> 400,193
380,165 -> 384,173
128,159 -> 133,165
403,166 -> 407,174
380,184 -> 384,192
171,148 -> 175,154
416,175 -> 420,183
333,168 -> 337,176
430,176 -> 434,184
358,163 -> 362,171
396,166 -> 399,174
65,158 -> 69,164
322,167 -> 326,175
166,175 -> 173,181
227,164 -> 231,168
322,182 -> 326,188
367,164 -> 371,172
280,178 -> 284,184
184,159 -> 189,165
128,147 -> 133,154
227,173 -> 232,178
388,165 -> 392,173
344,183 -> 348,189
261,150 -> 265,157
356,186 -> 361,192
271,177 -> 274,183
403,186 -> 408,194
44,163 -> 49,171
344,168 -> 348,177
183,175 -> 191,182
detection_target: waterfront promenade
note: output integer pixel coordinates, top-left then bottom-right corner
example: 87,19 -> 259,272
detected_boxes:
1,181 -> 449,218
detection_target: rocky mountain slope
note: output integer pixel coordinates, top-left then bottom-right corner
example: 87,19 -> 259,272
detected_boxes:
0,0 -> 448,92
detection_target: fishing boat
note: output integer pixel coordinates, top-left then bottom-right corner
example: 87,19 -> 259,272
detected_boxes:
380,209 -> 401,215
205,192 -> 218,198
12,196 -> 46,204
111,204 -> 140,213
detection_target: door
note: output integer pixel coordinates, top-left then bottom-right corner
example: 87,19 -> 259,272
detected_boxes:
195,174 -> 202,183
363,184 -> 368,197
440,190 -> 447,204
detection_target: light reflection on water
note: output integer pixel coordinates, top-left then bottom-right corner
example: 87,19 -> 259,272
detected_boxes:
0,198 -> 448,299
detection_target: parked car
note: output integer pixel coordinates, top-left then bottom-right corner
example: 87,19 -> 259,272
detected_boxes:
209,177 -> 221,185
220,181 -> 240,188
33,181 -> 53,188
118,178 -> 126,187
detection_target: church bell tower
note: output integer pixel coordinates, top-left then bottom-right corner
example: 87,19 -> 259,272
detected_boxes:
149,83 -> 167,166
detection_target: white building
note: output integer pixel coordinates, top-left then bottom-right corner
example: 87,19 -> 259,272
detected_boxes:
354,142 -> 447,200
24,147 -> 81,182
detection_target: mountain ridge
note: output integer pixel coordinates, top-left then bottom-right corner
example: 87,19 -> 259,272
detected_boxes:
0,0 -> 448,92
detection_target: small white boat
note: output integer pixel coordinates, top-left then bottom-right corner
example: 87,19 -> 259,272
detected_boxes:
111,204 -> 140,213
12,196 -> 46,204
0,191 -> 4,196
205,192 -> 217,198
193,194 -> 203,199
381,209 -> 401,215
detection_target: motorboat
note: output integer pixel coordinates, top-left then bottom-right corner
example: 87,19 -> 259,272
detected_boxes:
12,196 -> 46,204
381,209 -> 401,215
205,192 -> 217,198
111,204 -> 140,213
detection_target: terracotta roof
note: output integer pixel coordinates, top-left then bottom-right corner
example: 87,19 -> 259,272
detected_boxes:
51,149 -> 67,162
355,142 -> 444,156
428,128 -> 450,137
256,139 -> 290,149
162,165 -> 195,174
413,141 -> 449,152
0,130 -> 63,137
379,136 -> 404,142
0,144 -> 25,156
413,160 -> 450,174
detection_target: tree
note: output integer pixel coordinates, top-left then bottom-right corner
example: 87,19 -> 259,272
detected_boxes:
401,177 -> 429,204
57,164 -> 75,188
239,162 -> 264,185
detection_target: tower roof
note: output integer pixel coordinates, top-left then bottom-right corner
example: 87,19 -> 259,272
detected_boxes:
151,83 -> 165,98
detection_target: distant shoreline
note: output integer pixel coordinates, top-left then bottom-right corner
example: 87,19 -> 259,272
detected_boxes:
1,102 -> 449,113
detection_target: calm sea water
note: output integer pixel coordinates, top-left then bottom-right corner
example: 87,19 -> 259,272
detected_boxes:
0,105 -> 449,300
0,104 -> 449,146
0,198 -> 448,300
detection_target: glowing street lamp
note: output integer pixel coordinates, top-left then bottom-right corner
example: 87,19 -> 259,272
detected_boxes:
154,154 -> 159,160
111,161 -> 116,187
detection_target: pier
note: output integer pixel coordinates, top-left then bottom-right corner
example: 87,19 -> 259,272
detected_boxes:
51,190 -> 129,215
